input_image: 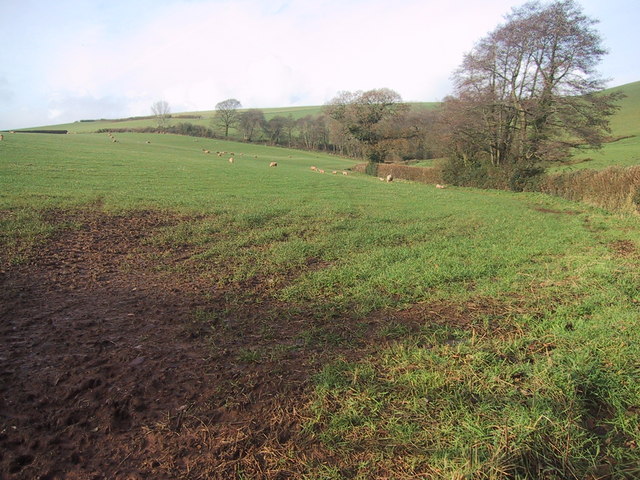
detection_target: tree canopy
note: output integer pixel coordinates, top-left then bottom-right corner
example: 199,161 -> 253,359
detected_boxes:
214,98 -> 242,137
441,0 -> 622,188
324,88 -> 408,163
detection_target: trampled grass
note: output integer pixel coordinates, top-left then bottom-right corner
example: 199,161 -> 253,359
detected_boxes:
1,132 -> 639,478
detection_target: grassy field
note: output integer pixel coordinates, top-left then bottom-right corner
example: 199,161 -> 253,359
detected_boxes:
562,81 -> 640,171
18,102 -> 441,135
1,131 -> 639,478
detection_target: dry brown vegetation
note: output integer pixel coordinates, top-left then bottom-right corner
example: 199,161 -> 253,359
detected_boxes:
540,165 -> 640,214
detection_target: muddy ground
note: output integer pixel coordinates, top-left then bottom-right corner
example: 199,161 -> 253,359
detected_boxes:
1,210 -> 494,479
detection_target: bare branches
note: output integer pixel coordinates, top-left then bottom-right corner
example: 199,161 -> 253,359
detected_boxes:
444,0 -> 621,177
151,101 -> 171,129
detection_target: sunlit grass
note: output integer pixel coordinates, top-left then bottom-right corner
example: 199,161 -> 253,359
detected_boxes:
1,132 -> 639,478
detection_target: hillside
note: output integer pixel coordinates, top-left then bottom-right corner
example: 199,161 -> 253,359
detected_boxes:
21,102 -> 440,135
559,80 -> 640,170
11,81 -> 638,171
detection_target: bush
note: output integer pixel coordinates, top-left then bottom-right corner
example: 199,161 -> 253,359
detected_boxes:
365,162 -> 379,177
509,166 -> 546,192
539,166 -> 640,214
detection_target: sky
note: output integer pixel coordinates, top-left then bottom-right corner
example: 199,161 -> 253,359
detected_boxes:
1,0 -> 638,130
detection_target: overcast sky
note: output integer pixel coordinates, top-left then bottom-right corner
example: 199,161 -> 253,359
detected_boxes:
1,0 -> 638,130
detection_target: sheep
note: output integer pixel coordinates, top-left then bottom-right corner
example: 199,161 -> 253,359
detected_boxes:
0,134 -> 3,141
386,174 -> 393,182
332,171 -> 338,175
112,139 -> 118,143
203,150 -> 210,154
310,166 -> 317,171
342,171 -> 349,176
436,184 -> 446,189
379,177 -> 385,181
269,162 -> 278,167
318,169 -> 325,174
146,141 -> 151,144
228,157 -> 234,164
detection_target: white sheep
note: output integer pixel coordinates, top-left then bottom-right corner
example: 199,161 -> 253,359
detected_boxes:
386,174 -> 393,182
342,171 -> 348,176
228,157 -> 234,163
436,184 -> 446,189
310,166 -> 317,171
269,162 -> 278,167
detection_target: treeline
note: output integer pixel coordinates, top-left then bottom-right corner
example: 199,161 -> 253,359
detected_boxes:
117,108 -> 440,161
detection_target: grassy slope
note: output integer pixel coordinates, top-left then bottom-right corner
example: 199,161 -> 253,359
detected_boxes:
559,81 -> 640,171
1,132 -> 639,477
19,102 -> 441,134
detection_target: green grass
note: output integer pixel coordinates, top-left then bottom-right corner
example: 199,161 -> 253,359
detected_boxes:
1,132 -> 639,478
562,80 -> 640,171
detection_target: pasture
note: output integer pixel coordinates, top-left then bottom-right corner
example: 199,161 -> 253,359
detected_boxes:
1,132 -> 639,478
564,80 -> 640,171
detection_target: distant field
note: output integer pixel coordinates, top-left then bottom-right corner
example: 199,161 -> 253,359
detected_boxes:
18,102 -> 441,136
562,80 -> 640,171
1,131 -> 639,478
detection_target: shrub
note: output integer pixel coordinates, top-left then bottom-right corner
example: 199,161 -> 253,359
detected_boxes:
509,166 -> 546,192
539,166 -> 640,214
365,162 -> 379,177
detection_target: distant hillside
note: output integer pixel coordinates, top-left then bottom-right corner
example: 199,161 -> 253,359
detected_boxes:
563,80 -> 640,170
21,102 -> 440,135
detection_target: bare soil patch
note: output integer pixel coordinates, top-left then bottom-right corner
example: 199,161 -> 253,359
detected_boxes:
0,210 -> 317,479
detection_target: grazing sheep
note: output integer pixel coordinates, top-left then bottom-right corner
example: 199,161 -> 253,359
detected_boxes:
332,171 -> 338,175
9,131 -> 15,134
310,166 -> 317,171
379,177 -> 385,181
204,150 -> 210,154
386,174 -> 393,182
217,152 -> 222,157
269,162 -> 278,167
318,169 -> 325,174
228,157 -> 234,163
436,184 -> 446,189
146,140 -> 151,144
0,134 -> 3,141
112,139 -> 118,143
342,171 -> 348,176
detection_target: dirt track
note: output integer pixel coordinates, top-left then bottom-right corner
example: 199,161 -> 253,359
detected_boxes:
0,211 -> 323,479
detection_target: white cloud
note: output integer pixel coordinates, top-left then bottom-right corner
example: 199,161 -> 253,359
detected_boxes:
1,0 -> 637,129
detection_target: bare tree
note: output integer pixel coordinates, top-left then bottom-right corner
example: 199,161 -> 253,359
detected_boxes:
442,0 -> 622,187
238,109 -> 265,141
324,88 -> 408,163
151,100 -> 171,128
214,98 -> 242,137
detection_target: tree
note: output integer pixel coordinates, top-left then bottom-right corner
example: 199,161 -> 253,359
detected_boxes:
443,0 -> 622,187
263,115 -> 288,145
238,109 -> 265,141
151,100 -> 171,128
214,98 -> 242,137
324,88 -> 408,163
